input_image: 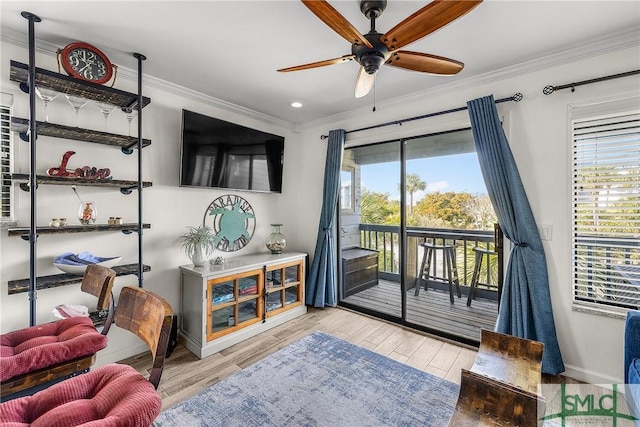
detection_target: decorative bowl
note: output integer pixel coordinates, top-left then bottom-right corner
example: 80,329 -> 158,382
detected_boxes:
53,251 -> 121,274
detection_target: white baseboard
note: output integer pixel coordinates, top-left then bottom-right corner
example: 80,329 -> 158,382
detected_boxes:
563,364 -> 624,386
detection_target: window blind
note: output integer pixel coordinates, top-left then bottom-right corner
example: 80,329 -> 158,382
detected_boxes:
0,102 -> 12,222
572,107 -> 640,311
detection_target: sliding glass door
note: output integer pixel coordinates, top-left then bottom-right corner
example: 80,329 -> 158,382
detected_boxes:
338,128 -> 501,344
402,130 -> 500,343
339,141 -> 402,320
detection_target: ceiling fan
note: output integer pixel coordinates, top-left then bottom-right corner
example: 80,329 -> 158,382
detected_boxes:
278,0 -> 483,98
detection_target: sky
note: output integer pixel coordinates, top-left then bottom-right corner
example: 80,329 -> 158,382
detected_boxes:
360,152 -> 488,201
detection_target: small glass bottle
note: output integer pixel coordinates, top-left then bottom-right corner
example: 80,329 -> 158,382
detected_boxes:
78,201 -> 97,225
266,224 -> 287,254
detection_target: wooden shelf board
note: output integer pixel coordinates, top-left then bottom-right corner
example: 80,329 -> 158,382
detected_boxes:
238,294 -> 260,303
10,61 -> 150,110
11,174 -> 152,189
11,117 -> 151,149
7,263 -> 151,295
211,300 -> 236,310
7,223 -> 151,236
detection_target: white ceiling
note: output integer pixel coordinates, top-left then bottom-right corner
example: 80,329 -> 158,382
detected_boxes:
1,1 -> 639,127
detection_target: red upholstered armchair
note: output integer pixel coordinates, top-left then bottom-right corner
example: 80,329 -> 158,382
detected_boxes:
0,286 -> 174,427
1,265 -> 116,399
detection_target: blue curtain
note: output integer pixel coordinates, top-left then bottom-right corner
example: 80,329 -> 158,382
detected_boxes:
467,95 -> 565,375
306,129 -> 345,307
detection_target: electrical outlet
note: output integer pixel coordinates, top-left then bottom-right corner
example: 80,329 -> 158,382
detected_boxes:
539,224 -> 553,241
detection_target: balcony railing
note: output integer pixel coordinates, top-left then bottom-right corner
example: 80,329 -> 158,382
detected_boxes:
359,224 -> 503,301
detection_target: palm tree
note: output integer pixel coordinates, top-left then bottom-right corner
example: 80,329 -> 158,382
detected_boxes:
402,174 -> 426,214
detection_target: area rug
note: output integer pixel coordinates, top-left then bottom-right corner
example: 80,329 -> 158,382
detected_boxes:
153,331 -> 459,427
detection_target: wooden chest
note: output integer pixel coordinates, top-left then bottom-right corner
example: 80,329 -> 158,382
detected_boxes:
342,248 -> 379,297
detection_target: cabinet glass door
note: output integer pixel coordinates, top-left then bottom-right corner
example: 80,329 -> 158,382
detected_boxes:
265,260 -> 303,317
207,269 -> 263,340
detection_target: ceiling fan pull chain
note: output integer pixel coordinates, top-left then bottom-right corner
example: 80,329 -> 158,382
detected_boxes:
373,76 -> 376,112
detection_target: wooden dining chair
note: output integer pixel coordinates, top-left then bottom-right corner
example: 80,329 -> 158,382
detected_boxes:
0,286 -> 174,426
0,264 -> 116,399
112,285 -> 174,388
79,263 -> 117,335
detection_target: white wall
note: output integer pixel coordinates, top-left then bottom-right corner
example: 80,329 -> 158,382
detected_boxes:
291,45 -> 640,384
2,36 -> 639,384
0,41 -> 300,364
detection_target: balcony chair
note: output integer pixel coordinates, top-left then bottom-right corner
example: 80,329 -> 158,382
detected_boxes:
0,285 -> 174,426
415,241 -> 461,304
0,264 -> 116,399
466,247 -> 499,307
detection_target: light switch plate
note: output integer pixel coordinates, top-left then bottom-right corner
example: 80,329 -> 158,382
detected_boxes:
539,224 -> 553,241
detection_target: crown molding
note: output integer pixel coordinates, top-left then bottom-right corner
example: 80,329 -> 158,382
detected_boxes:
116,67 -> 294,130
296,27 -> 640,131
4,26 -> 637,133
1,29 -> 295,131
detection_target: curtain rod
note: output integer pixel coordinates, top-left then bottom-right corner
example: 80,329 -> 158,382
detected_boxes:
543,69 -> 640,95
320,92 -> 523,140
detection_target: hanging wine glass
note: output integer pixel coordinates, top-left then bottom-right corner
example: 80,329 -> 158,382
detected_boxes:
35,87 -> 58,122
123,108 -> 138,136
65,95 -> 88,127
95,101 -> 116,132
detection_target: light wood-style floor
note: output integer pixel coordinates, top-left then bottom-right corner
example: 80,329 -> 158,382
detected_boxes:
119,306 -> 479,410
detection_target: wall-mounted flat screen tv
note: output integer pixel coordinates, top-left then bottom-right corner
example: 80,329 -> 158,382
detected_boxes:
180,109 -> 285,193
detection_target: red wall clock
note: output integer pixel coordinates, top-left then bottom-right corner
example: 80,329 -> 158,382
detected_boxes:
59,42 -> 114,85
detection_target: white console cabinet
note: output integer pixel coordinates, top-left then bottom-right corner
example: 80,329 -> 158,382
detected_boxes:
179,252 -> 307,358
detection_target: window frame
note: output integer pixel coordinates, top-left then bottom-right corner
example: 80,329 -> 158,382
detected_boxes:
340,166 -> 355,214
569,96 -> 640,316
0,92 -> 15,227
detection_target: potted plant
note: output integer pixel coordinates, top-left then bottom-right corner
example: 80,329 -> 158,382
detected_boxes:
177,225 -> 217,267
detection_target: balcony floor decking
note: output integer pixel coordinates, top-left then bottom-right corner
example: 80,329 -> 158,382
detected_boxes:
341,279 -> 499,342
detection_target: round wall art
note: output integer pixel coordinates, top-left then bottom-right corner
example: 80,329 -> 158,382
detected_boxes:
203,194 -> 256,252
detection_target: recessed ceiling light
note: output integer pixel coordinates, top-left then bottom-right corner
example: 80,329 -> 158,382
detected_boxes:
290,102 -> 303,108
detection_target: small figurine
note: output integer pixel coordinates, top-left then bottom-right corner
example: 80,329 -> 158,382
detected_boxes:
79,201 -> 96,225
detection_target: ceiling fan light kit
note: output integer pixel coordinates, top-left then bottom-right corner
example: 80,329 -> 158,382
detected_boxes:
278,0 -> 483,98
360,0 -> 387,19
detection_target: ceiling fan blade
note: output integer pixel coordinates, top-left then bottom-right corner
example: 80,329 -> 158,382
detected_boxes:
355,67 -> 375,98
386,51 -> 464,75
381,0 -> 483,51
301,0 -> 373,48
278,55 -> 356,72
